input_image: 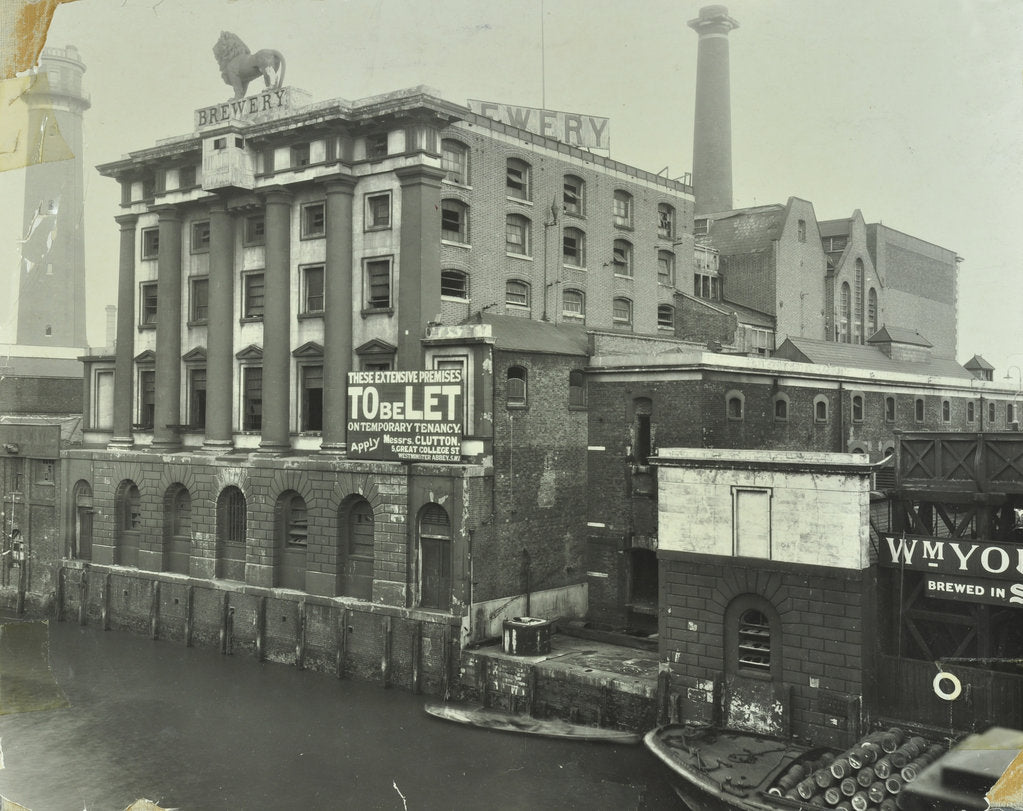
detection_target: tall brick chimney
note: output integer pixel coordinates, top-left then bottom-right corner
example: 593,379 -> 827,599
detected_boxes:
689,5 -> 739,216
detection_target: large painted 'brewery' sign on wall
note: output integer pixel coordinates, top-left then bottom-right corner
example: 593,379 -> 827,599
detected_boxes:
468,99 -> 610,149
346,370 -> 463,462
881,534 -> 1023,607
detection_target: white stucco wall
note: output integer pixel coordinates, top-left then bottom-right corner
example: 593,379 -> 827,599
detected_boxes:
656,448 -> 872,570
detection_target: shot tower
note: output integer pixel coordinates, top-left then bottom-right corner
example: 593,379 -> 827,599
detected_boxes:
16,45 -> 90,347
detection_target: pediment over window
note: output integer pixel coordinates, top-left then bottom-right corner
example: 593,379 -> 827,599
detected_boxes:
235,344 -> 263,361
134,349 -> 156,364
182,347 -> 207,363
355,338 -> 397,357
292,341 -> 324,358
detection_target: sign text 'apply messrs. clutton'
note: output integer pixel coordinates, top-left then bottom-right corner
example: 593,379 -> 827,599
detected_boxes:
346,370 -> 463,463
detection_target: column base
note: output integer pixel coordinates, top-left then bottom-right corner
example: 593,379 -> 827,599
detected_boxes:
257,442 -> 291,454
318,442 -> 348,455
150,440 -> 183,453
107,436 -> 135,449
201,438 -> 235,453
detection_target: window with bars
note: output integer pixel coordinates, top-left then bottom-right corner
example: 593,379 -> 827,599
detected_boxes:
217,486 -> 247,544
737,609 -> 771,671
303,265 -> 324,314
243,273 -> 264,318
243,367 -> 262,431
365,258 -> 392,309
190,277 -> 209,322
279,492 -> 308,547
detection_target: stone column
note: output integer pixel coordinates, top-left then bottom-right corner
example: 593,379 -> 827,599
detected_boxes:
151,206 -> 183,450
109,214 -> 138,448
260,188 -> 292,452
204,200 -> 235,450
320,176 -> 356,453
394,165 -> 445,371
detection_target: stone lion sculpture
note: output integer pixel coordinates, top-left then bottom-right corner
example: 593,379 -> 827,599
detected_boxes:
213,31 -> 287,100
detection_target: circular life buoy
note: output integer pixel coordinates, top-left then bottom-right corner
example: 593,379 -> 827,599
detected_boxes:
933,671 -> 962,701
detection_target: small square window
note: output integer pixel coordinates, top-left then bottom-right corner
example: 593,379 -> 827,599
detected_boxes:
303,265 -> 324,314
243,272 -> 265,319
301,203 -> 325,238
366,133 -> 388,159
191,220 -> 210,253
213,137 -> 227,150
178,165 -> 197,189
190,277 -> 209,323
366,193 -> 391,230
365,258 -> 391,309
141,227 -> 159,259
140,282 -> 158,326
291,142 -> 310,168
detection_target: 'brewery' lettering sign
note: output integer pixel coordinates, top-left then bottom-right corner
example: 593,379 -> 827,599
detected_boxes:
882,534 -> 1023,580
194,88 -> 297,130
346,370 -> 463,463
467,99 -> 610,149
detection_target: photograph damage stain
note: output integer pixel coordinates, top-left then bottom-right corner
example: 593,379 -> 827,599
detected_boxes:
0,620 -> 69,715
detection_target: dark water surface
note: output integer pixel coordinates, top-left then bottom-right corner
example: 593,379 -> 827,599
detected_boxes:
0,619 -> 678,810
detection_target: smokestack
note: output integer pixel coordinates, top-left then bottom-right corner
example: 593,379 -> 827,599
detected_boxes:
689,5 -> 739,215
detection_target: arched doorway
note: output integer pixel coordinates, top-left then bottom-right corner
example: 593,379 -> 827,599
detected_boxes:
72,480 -> 93,560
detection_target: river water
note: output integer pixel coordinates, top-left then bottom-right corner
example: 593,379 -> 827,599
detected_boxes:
0,618 -> 679,810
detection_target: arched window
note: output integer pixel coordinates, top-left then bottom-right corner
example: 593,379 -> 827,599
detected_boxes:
612,239 -> 633,276
72,480 -> 93,560
657,203 -> 675,239
773,394 -> 789,421
613,190 -> 633,228
658,250 -> 675,285
989,402 -> 997,423
612,297 -> 633,328
506,158 -> 531,200
915,398 -> 925,422
725,595 -> 780,682
164,484 -> 191,575
852,394 -> 864,423
276,490 -> 308,590
339,496 -> 374,600
657,304 -> 675,329
563,175 -> 585,216
441,199 -> 468,244
563,227 -> 585,266
967,401 -> 976,423
115,480 -> 142,568
854,258 -> 865,344
562,288 -> 585,320
840,282 -> 851,343
507,366 -> 527,407
885,396 -> 896,422
569,369 -> 586,407
814,395 -> 829,422
216,486 -> 246,580
942,400 -> 951,422
441,139 -> 469,185
440,269 -> 469,299
419,503 -> 452,610
505,279 -> 530,309
505,214 -> 531,256
867,287 -> 878,338
726,390 -> 744,421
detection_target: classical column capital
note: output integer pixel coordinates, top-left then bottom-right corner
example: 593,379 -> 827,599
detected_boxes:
150,204 -> 183,221
394,164 -> 447,187
322,174 -> 357,196
261,185 -> 294,206
114,213 -> 139,230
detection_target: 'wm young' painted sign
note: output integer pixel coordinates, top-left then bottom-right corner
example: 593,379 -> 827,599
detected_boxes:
346,370 -> 463,463
882,534 -> 1023,580
467,99 -> 610,149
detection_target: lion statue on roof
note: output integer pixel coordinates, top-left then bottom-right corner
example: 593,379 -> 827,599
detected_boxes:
213,31 -> 286,100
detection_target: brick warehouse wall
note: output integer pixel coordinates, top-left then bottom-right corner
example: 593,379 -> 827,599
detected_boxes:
56,562 -> 460,695
487,349 -> 588,605
659,551 -> 873,749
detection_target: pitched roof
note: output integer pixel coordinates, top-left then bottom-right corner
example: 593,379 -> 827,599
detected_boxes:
964,354 -> 995,371
776,336 -> 972,379
476,313 -> 589,356
818,218 -> 851,238
867,325 -> 932,347
720,298 -> 775,329
699,204 -> 787,255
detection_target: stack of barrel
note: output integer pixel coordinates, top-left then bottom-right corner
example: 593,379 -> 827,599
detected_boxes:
767,728 -> 946,809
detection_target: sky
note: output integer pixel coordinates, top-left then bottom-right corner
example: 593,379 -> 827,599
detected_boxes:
3,0 -> 1022,374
